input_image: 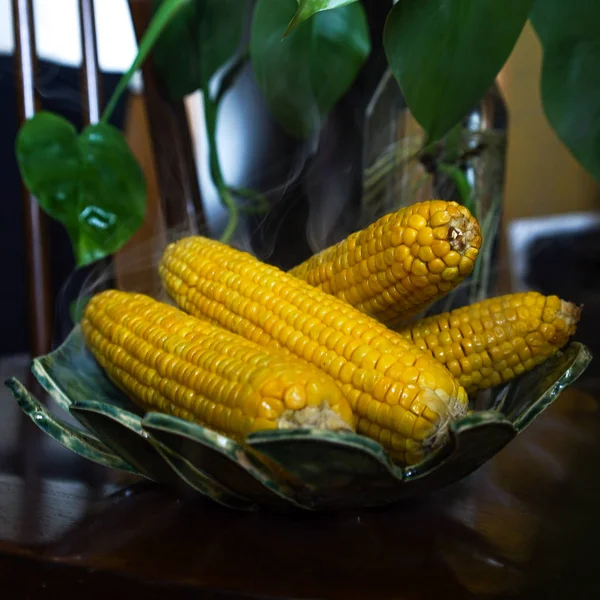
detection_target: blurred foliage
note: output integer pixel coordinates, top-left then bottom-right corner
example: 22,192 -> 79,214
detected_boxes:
14,0 -> 600,263
250,0 -> 370,139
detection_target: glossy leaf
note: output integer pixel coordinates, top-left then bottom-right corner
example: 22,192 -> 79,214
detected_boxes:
383,0 -> 533,143
103,0 -> 191,122
250,0 -> 370,138
152,0 -> 248,99
16,112 -> 146,267
530,0 -> 600,182
284,0 -> 358,36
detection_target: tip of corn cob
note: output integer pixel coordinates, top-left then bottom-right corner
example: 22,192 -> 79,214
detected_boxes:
448,212 -> 479,254
557,299 -> 582,337
278,402 -> 354,432
289,199 -> 483,328
423,386 -> 470,451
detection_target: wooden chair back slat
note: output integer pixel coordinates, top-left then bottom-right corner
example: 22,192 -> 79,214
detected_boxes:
127,0 -> 205,235
11,0 -> 52,358
78,0 -> 102,125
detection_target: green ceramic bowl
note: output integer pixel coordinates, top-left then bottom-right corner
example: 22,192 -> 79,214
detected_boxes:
4,325 -> 592,511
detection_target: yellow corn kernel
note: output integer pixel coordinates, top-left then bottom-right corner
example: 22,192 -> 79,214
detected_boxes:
81,290 -> 355,440
288,200 -> 482,327
397,292 -> 581,395
159,235 -> 470,465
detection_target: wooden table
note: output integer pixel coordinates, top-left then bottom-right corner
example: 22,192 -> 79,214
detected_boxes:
2,357 -> 599,599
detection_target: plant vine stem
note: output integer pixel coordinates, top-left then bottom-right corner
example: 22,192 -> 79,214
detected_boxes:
100,0 -> 189,125
214,49 -> 249,106
228,186 -> 269,214
203,93 -> 238,243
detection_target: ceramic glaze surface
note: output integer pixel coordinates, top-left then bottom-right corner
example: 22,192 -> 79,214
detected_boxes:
4,325 -> 592,510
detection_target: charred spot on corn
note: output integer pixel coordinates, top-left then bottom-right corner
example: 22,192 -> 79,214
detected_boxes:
81,290 -> 356,441
288,200 -> 482,327
447,213 -> 478,253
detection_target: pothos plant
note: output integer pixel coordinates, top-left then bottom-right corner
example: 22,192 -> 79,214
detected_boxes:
14,0 -> 600,270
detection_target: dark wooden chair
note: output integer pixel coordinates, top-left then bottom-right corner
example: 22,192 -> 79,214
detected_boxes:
12,0 -> 204,361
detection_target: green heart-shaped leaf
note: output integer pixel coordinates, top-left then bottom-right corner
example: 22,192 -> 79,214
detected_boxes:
530,0 -> 600,182
152,0 -> 248,99
250,0 -> 370,138
16,112 -> 146,267
284,0 -> 358,36
383,0 -> 533,143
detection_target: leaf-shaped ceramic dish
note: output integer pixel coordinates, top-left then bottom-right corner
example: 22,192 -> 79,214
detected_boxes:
4,325 -> 592,511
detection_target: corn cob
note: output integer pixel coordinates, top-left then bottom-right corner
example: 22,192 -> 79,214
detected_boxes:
81,290 -> 355,440
158,236 -> 470,465
289,200 -> 482,327
397,292 -> 581,395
